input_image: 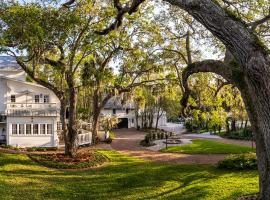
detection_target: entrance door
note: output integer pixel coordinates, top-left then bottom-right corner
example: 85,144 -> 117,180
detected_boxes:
117,118 -> 128,128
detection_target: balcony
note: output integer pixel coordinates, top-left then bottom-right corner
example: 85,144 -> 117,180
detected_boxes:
6,109 -> 59,117
7,103 -> 57,110
5,103 -> 59,117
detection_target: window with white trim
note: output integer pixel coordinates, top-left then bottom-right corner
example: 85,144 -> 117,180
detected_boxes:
12,124 -> 17,135
34,95 -> 40,103
26,124 -> 31,135
11,95 -> 16,103
44,95 -> 50,103
33,124 -> 39,134
40,124 -> 46,135
57,122 -> 61,131
47,124 -> 53,134
19,124 -> 24,135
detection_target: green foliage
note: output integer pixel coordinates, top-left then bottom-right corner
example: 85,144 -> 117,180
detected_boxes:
100,116 -> 119,132
218,128 -> 253,140
26,147 -> 58,152
162,139 -> 255,154
218,153 -> 257,170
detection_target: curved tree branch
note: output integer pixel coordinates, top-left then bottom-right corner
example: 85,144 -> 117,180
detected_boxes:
95,0 -> 145,35
180,60 -> 234,115
214,81 -> 230,97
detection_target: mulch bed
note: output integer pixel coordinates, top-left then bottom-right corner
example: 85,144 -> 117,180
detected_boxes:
29,150 -> 109,169
237,194 -> 258,200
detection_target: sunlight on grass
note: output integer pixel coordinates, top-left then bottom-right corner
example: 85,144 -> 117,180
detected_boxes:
0,151 -> 258,200
161,139 -> 255,154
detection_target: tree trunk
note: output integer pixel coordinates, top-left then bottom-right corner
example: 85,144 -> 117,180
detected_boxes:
231,119 -> 236,132
60,99 -> 68,155
65,86 -> 78,157
92,89 -> 101,143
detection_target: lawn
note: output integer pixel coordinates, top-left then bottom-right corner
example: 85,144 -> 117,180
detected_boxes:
0,151 -> 258,200
161,139 -> 255,154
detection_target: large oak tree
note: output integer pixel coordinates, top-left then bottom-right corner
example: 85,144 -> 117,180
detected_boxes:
95,0 -> 270,198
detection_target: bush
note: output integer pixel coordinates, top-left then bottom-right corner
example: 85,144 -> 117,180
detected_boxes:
217,153 -> 257,170
152,133 -> 157,140
145,134 -> 151,144
160,132 -> 165,139
184,121 -> 195,132
219,128 -> 253,140
104,137 -> 113,144
26,147 -> 58,152
157,132 -> 160,140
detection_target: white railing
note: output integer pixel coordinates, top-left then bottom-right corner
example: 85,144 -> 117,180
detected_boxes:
7,103 -> 57,110
6,109 -> 59,117
77,131 -> 92,146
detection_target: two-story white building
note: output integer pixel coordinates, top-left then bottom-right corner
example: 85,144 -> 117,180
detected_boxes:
0,56 -> 60,147
101,97 -> 167,129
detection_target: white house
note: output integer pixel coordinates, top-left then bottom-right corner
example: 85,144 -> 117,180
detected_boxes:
101,96 -> 167,129
0,56 -> 60,147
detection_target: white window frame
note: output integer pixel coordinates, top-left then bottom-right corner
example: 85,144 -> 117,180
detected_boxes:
19,124 -> 25,135
47,124 -> 53,134
26,124 -> 32,135
40,124 -> 46,135
44,95 -> 50,103
34,95 -> 40,103
12,124 -> 17,135
10,95 -> 16,103
33,124 -> 39,135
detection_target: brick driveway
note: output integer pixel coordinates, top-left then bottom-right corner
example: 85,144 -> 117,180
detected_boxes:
110,128 -> 227,165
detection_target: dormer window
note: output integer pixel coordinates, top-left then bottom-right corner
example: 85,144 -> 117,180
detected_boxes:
34,95 -> 40,103
44,95 -> 50,103
10,95 -> 16,103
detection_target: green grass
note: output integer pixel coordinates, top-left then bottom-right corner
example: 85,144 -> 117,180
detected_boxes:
161,139 -> 255,154
0,151 -> 258,200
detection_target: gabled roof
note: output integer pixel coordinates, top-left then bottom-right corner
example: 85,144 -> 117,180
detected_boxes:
104,96 -> 135,110
0,76 -> 46,89
0,56 -> 21,71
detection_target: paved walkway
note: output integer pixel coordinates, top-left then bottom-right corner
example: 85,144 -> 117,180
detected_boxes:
110,129 -> 226,164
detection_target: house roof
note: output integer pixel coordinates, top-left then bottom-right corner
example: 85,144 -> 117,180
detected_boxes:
0,76 -> 46,89
0,56 -> 21,71
104,96 -> 135,110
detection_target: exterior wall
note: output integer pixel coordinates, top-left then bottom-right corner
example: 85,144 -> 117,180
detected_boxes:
136,114 -> 167,128
0,78 -> 7,112
6,116 -> 58,147
0,123 -> 6,141
101,109 -> 166,129
6,79 -> 60,108
101,109 -> 136,128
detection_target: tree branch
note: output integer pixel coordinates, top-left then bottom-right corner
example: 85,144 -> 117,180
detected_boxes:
16,58 -> 64,99
249,8 -> 270,31
181,60 -> 233,115
95,0 -> 145,35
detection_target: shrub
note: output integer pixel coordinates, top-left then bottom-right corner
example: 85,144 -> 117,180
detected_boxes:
152,133 -> 157,140
157,132 -> 161,139
160,132 -> 165,139
145,134 -> 151,144
217,153 -> 257,170
26,147 -> 58,152
104,137 -> 113,144
219,128 -> 253,141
